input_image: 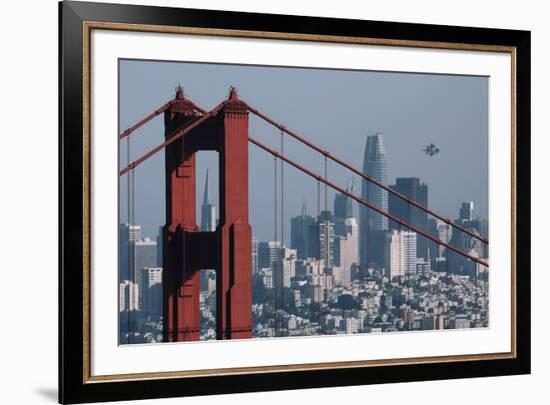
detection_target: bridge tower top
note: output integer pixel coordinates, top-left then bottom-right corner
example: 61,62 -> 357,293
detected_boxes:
169,85 -> 199,118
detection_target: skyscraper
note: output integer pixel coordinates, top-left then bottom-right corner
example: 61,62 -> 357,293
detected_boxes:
459,201 -> 474,222
129,238 -> 157,292
360,133 -> 388,269
309,210 -> 336,267
386,230 -> 417,279
139,267 -> 163,318
335,217 -> 359,268
455,202 -> 488,260
119,223 -> 142,280
333,183 -> 354,237
447,202 -> 486,277
200,169 -> 216,232
334,192 -> 353,221
120,223 -> 142,241
290,202 -> 315,259
446,230 -> 483,278
428,218 -> 453,258
389,177 -> 429,259
258,241 -> 281,269
274,247 -> 297,307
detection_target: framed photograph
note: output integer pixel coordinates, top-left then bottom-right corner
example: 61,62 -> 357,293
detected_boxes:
59,1 -> 530,403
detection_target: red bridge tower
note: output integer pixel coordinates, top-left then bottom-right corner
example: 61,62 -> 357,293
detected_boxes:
162,87 -> 252,341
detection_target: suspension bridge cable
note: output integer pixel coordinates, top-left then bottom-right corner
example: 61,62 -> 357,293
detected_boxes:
119,97 -> 487,245
248,136 -> 488,268
246,104 -> 487,245
119,102 -> 172,140
119,98 -> 207,140
119,101 -> 226,176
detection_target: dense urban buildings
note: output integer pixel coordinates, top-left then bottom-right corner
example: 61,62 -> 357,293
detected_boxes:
119,136 -> 489,343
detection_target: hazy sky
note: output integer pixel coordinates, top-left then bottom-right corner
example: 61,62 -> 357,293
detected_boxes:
119,59 -> 488,242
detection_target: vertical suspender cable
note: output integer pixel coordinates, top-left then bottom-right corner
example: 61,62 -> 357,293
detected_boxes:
131,139 -> 137,342
323,156 -> 328,267
127,135 -> 133,343
274,156 -> 278,244
274,142 -> 280,333
280,131 -> 284,248
324,156 -> 328,214
317,177 -> 320,219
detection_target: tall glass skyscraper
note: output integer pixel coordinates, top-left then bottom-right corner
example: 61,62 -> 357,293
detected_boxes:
389,177 -> 429,259
360,133 -> 389,269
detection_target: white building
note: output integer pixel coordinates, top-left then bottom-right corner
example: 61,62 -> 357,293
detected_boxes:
120,223 -> 142,242
260,268 -> 273,289
141,267 -> 162,288
329,266 -> 351,288
416,258 -> 431,275
435,219 -> 453,257
119,223 -> 142,280
275,247 -> 297,289
287,316 -> 297,330
304,258 -> 325,276
274,248 -> 297,307
387,230 -> 417,278
338,217 -> 359,268
340,317 -> 359,334
120,280 -> 139,311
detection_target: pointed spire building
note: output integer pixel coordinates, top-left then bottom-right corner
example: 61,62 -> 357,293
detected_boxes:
200,169 -> 217,232
360,133 -> 389,269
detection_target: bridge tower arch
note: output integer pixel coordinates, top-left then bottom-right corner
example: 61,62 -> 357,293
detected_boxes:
162,87 -> 252,342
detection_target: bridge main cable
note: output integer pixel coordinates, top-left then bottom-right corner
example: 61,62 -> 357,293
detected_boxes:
249,136 -> 488,268
119,101 -> 226,176
246,104 -> 488,245
119,99 -> 208,140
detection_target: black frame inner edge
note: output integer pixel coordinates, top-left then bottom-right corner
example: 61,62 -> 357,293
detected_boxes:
59,1 -> 531,403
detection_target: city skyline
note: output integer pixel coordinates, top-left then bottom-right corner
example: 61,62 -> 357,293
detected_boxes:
122,171 -> 487,249
119,169 -> 489,343
118,60 -> 489,344
119,60 -> 488,242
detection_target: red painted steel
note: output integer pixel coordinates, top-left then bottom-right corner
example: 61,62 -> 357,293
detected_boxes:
162,91 -> 202,342
248,136 -> 489,268
160,88 -> 252,342
119,101 -> 172,140
119,88 -> 208,140
217,88 -> 253,339
119,101 -> 226,176
246,104 -> 488,246
121,89 -> 490,343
